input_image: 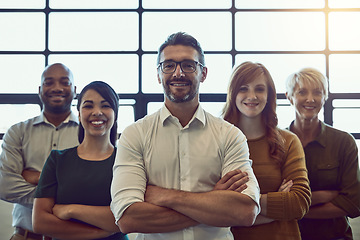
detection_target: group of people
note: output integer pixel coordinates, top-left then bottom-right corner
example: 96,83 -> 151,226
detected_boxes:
0,32 -> 359,240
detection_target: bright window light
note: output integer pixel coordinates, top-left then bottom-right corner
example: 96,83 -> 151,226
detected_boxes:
235,12 -> 325,51
49,12 -> 139,51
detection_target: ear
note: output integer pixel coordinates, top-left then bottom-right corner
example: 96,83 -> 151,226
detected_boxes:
157,72 -> 162,84
285,92 -> 294,105
200,66 -> 208,83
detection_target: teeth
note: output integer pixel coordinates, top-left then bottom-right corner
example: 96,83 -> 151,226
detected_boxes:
91,121 -> 104,125
171,83 -> 188,86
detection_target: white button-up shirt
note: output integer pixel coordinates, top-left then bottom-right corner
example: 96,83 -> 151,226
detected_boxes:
111,105 -> 260,240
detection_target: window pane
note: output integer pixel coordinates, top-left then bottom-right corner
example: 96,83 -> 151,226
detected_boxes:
236,0 -> 324,9
333,99 -> 360,108
147,102 -> 163,115
235,12 -> 325,51
277,99 -> 295,129
0,104 -> 41,133
143,0 -> 231,9
142,54 -> 161,93
0,13 -> 45,51
329,0 -> 360,8
201,102 -> 225,118
201,54 -> 232,94
329,12 -> 360,51
329,54 -> 360,93
0,55 -> 45,93
0,0 -> 44,9
49,54 -> 139,93
235,54 -> 326,93
49,12 -> 139,51
118,105 -> 135,133
333,108 -> 360,133
50,0 -> 138,9
142,12 -> 232,51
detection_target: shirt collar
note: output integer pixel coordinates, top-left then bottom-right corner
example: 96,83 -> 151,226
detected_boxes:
288,120 -> 327,148
160,104 -> 206,127
34,111 -> 79,126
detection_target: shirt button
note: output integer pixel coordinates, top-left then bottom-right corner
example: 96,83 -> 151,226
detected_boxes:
53,143 -> 57,147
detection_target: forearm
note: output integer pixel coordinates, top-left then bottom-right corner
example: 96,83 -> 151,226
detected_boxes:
156,189 -> 258,227
0,172 -> 36,205
33,209 -> 112,239
311,190 -> 338,206
33,198 -> 112,239
55,204 -> 119,233
118,202 -> 198,234
304,202 -> 348,219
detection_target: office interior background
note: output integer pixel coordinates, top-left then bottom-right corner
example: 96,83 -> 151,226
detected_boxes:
0,0 -> 359,238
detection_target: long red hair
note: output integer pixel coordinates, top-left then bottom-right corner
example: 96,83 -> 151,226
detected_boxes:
223,61 -> 285,165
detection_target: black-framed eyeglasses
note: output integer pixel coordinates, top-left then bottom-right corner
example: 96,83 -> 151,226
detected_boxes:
157,60 -> 204,74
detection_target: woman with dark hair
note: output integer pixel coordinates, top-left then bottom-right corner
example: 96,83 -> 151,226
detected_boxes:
223,61 -> 311,239
32,81 -> 128,239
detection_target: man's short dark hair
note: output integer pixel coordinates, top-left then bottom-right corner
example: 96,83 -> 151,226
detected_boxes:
157,32 -> 205,66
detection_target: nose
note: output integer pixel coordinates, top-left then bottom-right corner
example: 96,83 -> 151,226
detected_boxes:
92,106 -> 103,116
306,93 -> 315,103
51,81 -> 64,92
247,89 -> 257,100
172,63 -> 185,78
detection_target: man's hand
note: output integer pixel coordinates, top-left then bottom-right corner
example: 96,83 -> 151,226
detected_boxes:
278,179 -> 293,192
53,204 -> 74,220
213,169 -> 249,192
22,169 -> 41,185
145,185 -> 171,207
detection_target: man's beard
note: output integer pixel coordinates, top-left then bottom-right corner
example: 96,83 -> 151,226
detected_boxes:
164,79 -> 199,103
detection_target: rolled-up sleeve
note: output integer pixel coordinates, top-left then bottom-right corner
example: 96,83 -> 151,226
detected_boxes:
110,123 -> 147,222
222,124 -> 260,210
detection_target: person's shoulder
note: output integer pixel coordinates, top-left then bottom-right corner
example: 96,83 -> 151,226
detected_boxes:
122,110 -> 160,135
278,128 -> 298,139
203,110 -> 231,126
322,122 -> 356,142
5,115 -> 42,135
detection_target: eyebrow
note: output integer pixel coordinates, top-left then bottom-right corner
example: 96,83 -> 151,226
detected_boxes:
82,100 -> 109,104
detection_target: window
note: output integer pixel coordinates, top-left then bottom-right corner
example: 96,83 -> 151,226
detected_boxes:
1,0 -> 360,142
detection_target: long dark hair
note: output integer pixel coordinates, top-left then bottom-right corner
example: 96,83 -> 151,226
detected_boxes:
223,61 -> 285,165
77,81 -> 119,146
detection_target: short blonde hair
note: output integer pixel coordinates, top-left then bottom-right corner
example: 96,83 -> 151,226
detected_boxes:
286,67 -> 328,100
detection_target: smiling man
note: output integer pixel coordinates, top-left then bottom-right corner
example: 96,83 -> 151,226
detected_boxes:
111,32 -> 260,240
0,63 -> 79,240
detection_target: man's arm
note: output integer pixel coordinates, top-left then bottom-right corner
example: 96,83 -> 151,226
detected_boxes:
22,169 -> 41,185
145,185 -> 258,227
118,201 -> 198,234
116,169 -> 249,234
0,126 -> 36,204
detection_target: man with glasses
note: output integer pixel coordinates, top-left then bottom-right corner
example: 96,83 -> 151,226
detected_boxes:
0,63 -> 79,240
111,32 -> 260,240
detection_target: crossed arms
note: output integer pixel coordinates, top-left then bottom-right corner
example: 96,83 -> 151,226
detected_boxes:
116,169 -> 259,234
